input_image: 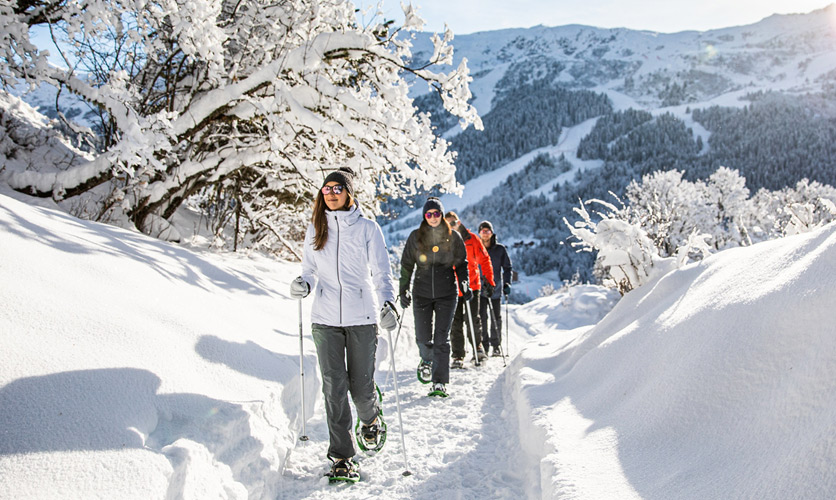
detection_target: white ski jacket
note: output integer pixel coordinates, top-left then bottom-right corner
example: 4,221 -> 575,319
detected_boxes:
300,204 -> 396,327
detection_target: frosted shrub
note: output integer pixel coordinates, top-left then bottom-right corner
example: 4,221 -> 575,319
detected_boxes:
564,198 -> 668,294
565,166 -> 836,294
539,283 -> 557,297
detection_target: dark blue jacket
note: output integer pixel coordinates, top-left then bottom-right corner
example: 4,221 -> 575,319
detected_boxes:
483,233 -> 512,289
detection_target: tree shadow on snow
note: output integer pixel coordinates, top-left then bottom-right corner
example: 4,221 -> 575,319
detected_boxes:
0,200 -> 270,296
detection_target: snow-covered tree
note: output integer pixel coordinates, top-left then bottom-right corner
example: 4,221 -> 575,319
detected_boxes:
564,167 -> 836,293
700,166 -> 752,248
564,198 -> 672,294
1,0 -> 482,250
622,169 -> 702,256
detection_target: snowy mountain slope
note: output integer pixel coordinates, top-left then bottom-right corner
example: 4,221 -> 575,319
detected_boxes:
508,221 -> 836,499
382,5 -> 836,290
411,5 -> 836,111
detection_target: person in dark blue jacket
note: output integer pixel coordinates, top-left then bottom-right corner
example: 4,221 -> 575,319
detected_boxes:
477,220 -> 513,356
399,197 -> 468,397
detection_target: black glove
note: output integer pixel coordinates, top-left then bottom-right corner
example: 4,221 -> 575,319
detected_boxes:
503,283 -> 511,296
399,289 -> 412,309
459,280 -> 473,302
484,283 -> 495,298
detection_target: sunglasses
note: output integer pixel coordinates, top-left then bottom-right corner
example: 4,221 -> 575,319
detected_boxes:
425,211 -> 442,219
321,184 -> 345,195
479,228 -> 492,233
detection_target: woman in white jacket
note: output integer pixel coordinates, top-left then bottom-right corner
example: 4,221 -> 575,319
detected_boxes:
290,167 -> 398,481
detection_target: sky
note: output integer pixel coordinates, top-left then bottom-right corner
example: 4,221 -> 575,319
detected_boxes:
2,181 -> 835,498
357,0 -> 836,34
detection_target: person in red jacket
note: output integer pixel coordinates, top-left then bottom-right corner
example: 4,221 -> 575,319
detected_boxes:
444,211 -> 496,367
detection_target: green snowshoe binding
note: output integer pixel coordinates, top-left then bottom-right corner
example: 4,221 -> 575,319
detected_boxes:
417,359 -> 432,384
355,383 -> 386,454
355,411 -> 387,454
428,382 -> 448,398
325,457 -> 360,483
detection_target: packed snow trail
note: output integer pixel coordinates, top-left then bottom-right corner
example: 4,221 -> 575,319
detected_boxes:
278,313 -> 529,499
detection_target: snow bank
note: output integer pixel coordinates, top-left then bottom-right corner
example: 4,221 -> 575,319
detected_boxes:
507,222 -> 836,499
0,194 -> 317,499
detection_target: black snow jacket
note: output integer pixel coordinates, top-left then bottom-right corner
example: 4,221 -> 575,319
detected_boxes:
400,225 -> 467,299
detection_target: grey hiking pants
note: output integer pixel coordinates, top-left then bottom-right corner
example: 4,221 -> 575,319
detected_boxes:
311,323 -> 379,460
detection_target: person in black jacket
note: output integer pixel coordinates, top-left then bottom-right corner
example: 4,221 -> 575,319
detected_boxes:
477,220 -> 513,356
399,197 -> 469,397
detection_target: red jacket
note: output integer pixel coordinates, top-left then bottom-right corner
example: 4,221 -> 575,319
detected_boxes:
459,229 -> 495,292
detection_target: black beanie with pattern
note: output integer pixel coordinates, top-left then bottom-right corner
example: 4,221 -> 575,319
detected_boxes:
322,167 -> 356,196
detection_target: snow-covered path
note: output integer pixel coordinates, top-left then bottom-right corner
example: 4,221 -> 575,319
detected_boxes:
278,316 -> 530,499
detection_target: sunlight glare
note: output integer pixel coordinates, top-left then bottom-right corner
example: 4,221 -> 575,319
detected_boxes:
703,44 -> 718,62
830,3 -> 836,33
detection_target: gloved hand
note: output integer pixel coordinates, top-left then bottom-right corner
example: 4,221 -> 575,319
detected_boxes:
459,280 -> 473,302
399,289 -> 412,309
290,276 -> 310,299
503,282 -> 511,297
484,283 -> 495,298
379,301 -> 399,331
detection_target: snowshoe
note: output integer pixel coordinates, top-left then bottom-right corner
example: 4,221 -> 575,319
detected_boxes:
491,346 -> 503,357
428,382 -> 448,398
417,359 -> 432,384
451,357 -> 464,369
355,409 -> 387,454
472,348 -> 487,364
325,458 -> 360,483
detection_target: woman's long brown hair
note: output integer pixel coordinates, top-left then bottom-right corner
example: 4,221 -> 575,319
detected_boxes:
312,190 -> 355,251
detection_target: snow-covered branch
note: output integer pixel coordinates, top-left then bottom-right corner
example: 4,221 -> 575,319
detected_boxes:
2,0 -> 482,247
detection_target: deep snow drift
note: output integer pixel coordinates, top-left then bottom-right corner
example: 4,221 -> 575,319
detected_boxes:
509,223 -> 836,499
1,192 -> 835,499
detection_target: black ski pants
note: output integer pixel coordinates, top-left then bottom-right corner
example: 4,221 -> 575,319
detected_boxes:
450,293 -> 482,359
311,323 -> 379,460
412,293 -> 457,384
478,296 -> 503,349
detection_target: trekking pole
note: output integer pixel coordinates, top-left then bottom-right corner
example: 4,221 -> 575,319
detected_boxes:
298,299 -> 309,441
385,317 -> 412,476
383,315 -> 405,394
504,292 -> 510,359
487,299 -> 506,367
462,282 -> 481,367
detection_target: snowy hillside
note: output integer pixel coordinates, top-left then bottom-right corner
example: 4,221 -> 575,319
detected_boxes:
3,180 -> 836,498
410,4 -> 836,111
381,5 -> 836,289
